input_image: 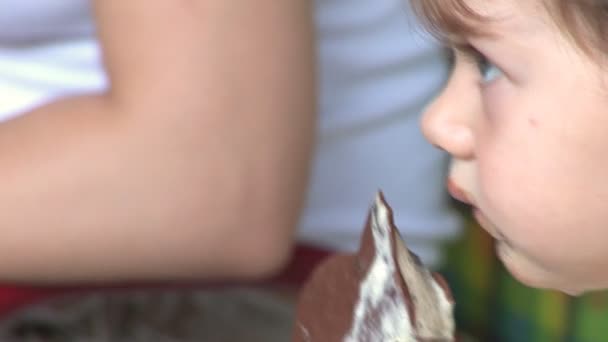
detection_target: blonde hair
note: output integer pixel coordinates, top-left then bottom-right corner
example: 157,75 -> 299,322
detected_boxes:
410,0 -> 608,58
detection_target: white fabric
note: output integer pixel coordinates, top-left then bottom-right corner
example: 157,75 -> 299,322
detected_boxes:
0,1 -> 102,120
0,0 -> 460,267
299,0 -> 461,266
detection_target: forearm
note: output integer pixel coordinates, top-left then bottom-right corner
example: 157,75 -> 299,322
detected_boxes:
0,95 -> 232,282
0,0 -> 315,283
0,91 -> 312,284
0,95 -> 146,283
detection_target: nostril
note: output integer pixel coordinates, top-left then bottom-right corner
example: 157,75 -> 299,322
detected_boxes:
420,101 -> 474,157
421,120 -> 444,150
433,125 -> 473,157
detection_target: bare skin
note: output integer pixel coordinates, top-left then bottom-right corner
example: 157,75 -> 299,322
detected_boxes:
422,0 -> 608,295
0,0 -> 316,283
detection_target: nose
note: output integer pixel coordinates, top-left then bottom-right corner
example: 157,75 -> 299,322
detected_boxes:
421,77 -> 475,159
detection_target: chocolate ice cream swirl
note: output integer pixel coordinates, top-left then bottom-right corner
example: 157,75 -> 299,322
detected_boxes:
293,192 -> 455,342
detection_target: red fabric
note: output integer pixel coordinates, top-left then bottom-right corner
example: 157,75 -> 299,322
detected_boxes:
269,244 -> 332,286
0,244 -> 332,318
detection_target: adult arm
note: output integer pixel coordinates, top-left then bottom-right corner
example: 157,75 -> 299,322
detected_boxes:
0,0 -> 316,283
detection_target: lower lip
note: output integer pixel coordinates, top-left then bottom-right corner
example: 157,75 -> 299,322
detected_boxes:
473,208 -> 508,243
496,242 -> 519,274
446,179 -> 471,204
496,240 -> 510,259
472,208 -> 488,229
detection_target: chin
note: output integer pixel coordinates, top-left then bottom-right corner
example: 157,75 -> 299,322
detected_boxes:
503,263 -> 546,290
497,243 -> 553,290
559,287 -> 586,297
501,252 -> 586,296
542,279 -> 587,297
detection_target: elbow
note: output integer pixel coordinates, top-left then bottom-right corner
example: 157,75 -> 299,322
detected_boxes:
232,225 -> 297,280
220,178 -> 307,280
223,199 -> 301,280
209,156 -> 312,280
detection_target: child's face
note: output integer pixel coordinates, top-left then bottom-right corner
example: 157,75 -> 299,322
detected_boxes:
423,0 -> 608,295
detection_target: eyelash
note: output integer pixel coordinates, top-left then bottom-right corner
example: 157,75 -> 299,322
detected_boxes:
454,44 -> 501,83
456,44 -> 488,70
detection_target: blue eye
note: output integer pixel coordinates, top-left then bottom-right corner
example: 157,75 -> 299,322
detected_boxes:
455,44 -> 504,84
474,52 -> 503,84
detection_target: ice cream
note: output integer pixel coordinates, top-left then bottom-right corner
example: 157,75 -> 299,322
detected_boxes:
293,192 -> 455,341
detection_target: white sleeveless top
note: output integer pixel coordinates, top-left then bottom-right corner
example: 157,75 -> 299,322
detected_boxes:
0,0 -> 460,266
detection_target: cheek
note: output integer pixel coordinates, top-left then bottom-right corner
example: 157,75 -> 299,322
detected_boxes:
470,57 -> 608,287
476,147 -> 551,242
475,123 -> 608,279
480,80 -> 511,123
473,121 -> 577,267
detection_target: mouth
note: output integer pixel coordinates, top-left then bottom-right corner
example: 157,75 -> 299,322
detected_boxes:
445,179 -> 511,245
473,207 -> 508,241
446,178 -> 473,205
444,180 -> 544,287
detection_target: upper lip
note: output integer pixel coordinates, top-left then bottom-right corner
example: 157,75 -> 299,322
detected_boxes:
446,179 -> 511,245
446,178 -> 473,205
